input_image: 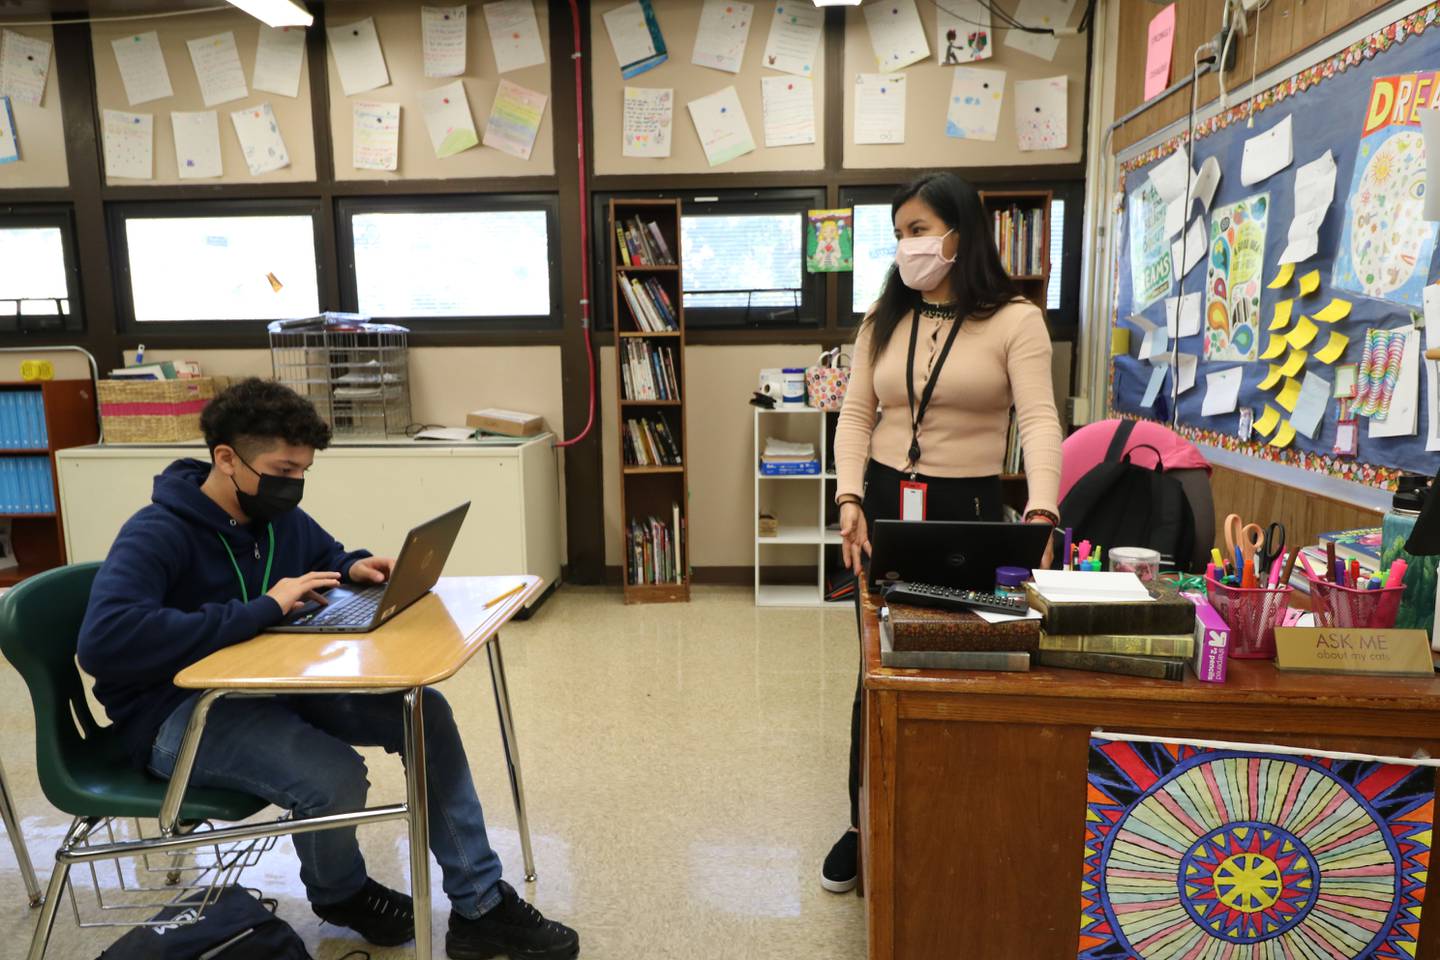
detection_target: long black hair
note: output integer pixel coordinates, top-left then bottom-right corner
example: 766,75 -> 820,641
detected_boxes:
862,172 -> 1022,363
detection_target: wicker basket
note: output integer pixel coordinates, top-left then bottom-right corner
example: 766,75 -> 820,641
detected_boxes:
97,378 -> 217,443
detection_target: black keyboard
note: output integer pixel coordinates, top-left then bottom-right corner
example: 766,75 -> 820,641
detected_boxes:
882,581 -> 1029,616
300,587 -> 384,627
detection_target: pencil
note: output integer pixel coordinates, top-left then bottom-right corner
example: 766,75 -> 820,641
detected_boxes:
484,582 -> 528,609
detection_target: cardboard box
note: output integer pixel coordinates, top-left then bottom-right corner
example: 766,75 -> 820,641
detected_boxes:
1184,593 -> 1230,683
466,408 -> 545,437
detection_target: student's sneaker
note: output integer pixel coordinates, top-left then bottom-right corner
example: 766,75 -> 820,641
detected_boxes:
312,877 -> 415,946
445,881 -> 580,960
821,829 -> 859,893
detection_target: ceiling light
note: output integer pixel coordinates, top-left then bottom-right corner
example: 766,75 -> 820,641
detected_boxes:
811,0 -> 863,6
225,0 -> 313,28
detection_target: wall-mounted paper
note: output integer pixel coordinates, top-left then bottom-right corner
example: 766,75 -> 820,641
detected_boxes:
1189,154 -> 1221,212
1258,365 -> 1283,390
1129,314 -> 1167,361
1268,299 -> 1292,332
1259,335 -> 1286,360
1269,420 -> 1296,448
1162,194 -> 1186,240
762,2 -> 822,76
418,79 -> 478,158
1129,180 -> 1173,311
604,0 -> 668,79
186,32 -> 247,108
484,0 -> 546,74
1313,330 -> 1348,364
692,0 -> 753,74
1285,315 -> 1319,349
854,72 -> 905,145
686,85 -> 755,166
1311,298 -> 1350,323
1289,370 -> 1331,439
1368,324 -> 1419,439
1279,149 -> 1335,264
1279,348 -> 1306,379
253,26 -> 306,98
1173,352 -> 1198,394
1164,291 -> 1201,338
1422,108 -> 1440,222
937,0 -> 991,65
102,109 -> 153,179
1240,113 -> 1293,186
1298,269 -> 1320,295
0,30 -> 51,107
1201,366 -> 1242,417
328,18 -> 389,97
352,101 -> 400,171
1425,287 -> 1440,450
864,0 -> 928,71
111,32 -> 172,106
230,102 -> 288,175
1140,363 -> 1168,408
482,78 -> 546,160
1268,262 -> 1294,289
421,6 -> 467,78
1014,75 -> 1066,151
945,66 -> 1003,141
171,110 -> 222,179
1143,4 -> 1175,101
0,96 -> 17,165
1003,0 -> 1076,61
1171,216 -> 1205,277
761,76 -> 814,147
1275,377 -> 1302,413
1254,405 -> 1281,436
622,86 -> 672,157
1148,150 -> 1187,203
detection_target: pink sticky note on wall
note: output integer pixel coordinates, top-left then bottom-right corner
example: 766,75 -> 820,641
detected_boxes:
1144,4 -> 1176,101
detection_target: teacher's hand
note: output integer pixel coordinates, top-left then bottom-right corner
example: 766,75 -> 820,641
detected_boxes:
839,502 -> 870,577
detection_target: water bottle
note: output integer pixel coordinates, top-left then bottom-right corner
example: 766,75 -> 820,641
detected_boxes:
1381,474 -> 1438,637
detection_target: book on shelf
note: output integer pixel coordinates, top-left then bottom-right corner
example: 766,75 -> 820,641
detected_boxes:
617,215 -> 676,267
1317,527 -> 1382,567
621,341 -> 680,401
990,204 -> 1044,277
1002,410 -> 1023,475
1036,649 -> 1187,681
623,416 -> 682,467
617,272 -> 679,332
1039,632 -> 1195,658
627,503 -> 684,585
0,457 -> 54,514
0,391 -> 47,450
1023,579 -> 1195,636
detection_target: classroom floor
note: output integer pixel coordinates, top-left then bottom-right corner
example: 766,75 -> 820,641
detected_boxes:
0,586 -> 866,960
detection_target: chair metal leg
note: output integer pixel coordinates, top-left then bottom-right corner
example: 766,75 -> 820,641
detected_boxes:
26,818 -> 91,960
0,757 -> 41,906
486,634 -> 536,882
403,689 -> 432,960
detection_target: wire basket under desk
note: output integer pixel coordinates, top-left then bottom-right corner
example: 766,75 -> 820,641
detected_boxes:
268,315 -> 411,438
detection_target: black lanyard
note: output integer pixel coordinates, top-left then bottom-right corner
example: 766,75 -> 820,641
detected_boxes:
905,311 -> 963,474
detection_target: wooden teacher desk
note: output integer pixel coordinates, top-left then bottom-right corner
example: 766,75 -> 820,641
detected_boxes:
858,581 -> 1440,960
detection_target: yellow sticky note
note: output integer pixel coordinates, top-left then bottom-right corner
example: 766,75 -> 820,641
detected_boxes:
1254,405 -> 1282,436
1268,299 -> 1294,332
1268,263 -> 1295,289
1269,421 -> 1297,448
1276,377 -> 1302,412
1112,327 -> 1130,356
1260,335 -> 1287,360
1285,315 -> 1319,349
1312,298 -> 1351,323
1298,270 -> 1320,295
1280,349 -> 1307,378
1313,330 -> 1349,364
1257,364 -> 1284,390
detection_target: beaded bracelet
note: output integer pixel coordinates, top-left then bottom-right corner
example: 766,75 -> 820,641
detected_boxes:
1024,508 -> 1059,526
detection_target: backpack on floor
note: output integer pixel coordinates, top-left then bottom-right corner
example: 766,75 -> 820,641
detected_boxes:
1059,420 -> 1198,572
95,887 -> 313,960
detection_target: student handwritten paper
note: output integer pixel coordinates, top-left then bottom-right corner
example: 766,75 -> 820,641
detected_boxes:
171,110 -> 222,179
422,6 -> 467,78
253,26 -> 306,98
1240,113 -> 1292,186
482,79 -> 546,160
1015,75 -> 1066,151
937,0 -> 991,65
1172,352 -> 1198,394
692,0 -> 753,74
1164,291 -> 1201,338
1129,314 -> 1168,361
1171,216 -> 1205,277
0,97 -> 17,165
1004,0 -> 1076,61
230,102 -> 288,175
186,32 -> 247,108
1201,366 -> 1242,417
854,72 -> 905,145
622,86 -> 672,157
1279,149 -> 1336,264
111,32 -> 172,106
418,79 -> 478,158
484,0 -> 546,74
352,101 -> 400,171
0,30 -> 51,107
328,18 -> 389,97
604,0 -> 668,79
1296,373 -> 1337,437
945,66 -> 1003,141
761,76 -> 814,147
1143,4 -> 1175,101
102,109 -> 153,179
762,1 -> 822,76
864,0 -> 928,71
686,85 -> 755,166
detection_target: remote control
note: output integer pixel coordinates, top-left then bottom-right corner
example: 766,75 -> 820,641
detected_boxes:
882,581 -> 1029,616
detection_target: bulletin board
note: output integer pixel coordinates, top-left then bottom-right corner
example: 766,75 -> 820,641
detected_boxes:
1111,2 -> 1440,487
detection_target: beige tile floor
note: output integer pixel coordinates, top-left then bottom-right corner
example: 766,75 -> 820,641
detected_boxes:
0,586 -> 866,960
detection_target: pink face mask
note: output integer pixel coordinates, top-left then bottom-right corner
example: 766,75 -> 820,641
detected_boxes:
894,229 -> 956,291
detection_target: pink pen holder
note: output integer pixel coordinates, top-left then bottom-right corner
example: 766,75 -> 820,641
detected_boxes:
1205,576 -> 1294,659
1308,578 -> 1404,629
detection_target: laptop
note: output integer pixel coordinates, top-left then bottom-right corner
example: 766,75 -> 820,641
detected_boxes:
867,520 -> 1052,590
272,502 -> 470,634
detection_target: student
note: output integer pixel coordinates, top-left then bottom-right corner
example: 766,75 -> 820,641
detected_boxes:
77,379 -> 579,960
822,172 -> 1064,893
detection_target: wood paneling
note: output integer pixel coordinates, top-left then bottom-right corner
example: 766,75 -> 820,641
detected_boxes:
1209,463 -> 1383,558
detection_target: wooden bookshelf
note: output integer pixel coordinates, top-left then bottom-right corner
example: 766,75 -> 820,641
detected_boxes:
611,198 -> 690,604
979,190 -> 1053,311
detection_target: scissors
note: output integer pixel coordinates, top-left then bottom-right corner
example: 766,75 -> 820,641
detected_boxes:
1223,513 -> 1265,588
1258,522 -> 1286,573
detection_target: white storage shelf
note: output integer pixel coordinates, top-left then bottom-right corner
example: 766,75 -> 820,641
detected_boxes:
754,406 -> 841,607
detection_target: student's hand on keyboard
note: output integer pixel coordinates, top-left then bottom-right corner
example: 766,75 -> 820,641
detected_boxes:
267,571 -> 342,614
349,557 -> 394,584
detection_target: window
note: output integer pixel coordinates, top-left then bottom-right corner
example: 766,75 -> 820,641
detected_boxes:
0,209 -> 82,332
113,203 -> 321,325
682,212 -> 803,312
1047,199 -> 1064,311
851,202 -> 897,316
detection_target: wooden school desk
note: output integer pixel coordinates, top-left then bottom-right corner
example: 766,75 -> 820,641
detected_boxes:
857,580 -> 1440,960
164,576 -> 543,960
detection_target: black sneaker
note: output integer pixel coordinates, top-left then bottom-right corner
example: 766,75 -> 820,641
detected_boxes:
821,829 -> 859,893
446,880 -> 579,960
312,877 -> 415,947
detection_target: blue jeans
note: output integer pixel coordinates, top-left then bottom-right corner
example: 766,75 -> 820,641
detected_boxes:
149,689 -> 504,918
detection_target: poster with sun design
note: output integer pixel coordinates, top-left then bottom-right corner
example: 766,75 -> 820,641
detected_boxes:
1079,736 -> 1435,960
1204,194 -> 1268,362
1332,74 -> 1440,309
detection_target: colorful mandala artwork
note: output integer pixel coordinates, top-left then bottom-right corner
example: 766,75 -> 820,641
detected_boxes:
1080,737 -> 1435,959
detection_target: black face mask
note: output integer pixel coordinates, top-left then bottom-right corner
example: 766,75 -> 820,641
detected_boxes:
230,453 -> 304,521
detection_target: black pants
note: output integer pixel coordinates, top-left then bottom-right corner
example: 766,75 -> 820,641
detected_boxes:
847,461 -> 1003,827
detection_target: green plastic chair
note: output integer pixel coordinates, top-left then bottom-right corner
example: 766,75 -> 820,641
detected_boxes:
0,563 -> 267,959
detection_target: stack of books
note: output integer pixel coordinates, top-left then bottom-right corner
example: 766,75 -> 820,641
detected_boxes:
616,216 -> 676,266
0,392 -> 48,449
617,272 -> 679,332
1286,527 -> 1381,595
620,341 -> 680,401
1025,574 -> 1197,681
759,437 -> 819,476
106,359 -> 204,380
627,504 -> 684,585
623,416 -> 682,467
991,205 -> 1045,277
880,603 -> 1041,671
0,457 -> 55,514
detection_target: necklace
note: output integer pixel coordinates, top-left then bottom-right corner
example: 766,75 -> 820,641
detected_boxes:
918,299 -> 960,321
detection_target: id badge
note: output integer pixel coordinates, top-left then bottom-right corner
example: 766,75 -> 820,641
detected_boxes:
900,480 -> 927,521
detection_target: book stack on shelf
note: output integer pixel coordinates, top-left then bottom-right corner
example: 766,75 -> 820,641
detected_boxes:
0,459 -> 55,514
616,214 -> 676,267
623,415 -> 682,468
627,506 -> 684,587
620,341 -> 680,401
617,273 -> 679,332
991,205 -> 1045,278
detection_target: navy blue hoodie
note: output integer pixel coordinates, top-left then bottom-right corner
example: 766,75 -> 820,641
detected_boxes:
78,459 -> 370,767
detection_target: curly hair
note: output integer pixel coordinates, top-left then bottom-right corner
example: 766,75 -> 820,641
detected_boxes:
200,378 -> 332,459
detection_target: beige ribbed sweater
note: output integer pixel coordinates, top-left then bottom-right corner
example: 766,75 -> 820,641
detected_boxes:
833,300 -> 1063,517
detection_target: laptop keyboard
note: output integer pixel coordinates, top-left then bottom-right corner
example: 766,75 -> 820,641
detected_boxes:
303,587 -> 384,627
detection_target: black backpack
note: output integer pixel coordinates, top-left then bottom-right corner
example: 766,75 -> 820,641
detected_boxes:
95,888 -> 314,960
1059,420 -> 1198,572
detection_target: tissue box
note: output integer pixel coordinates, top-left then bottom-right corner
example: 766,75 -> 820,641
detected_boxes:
466,408 -> 545,436
1186,594 -> 1230,683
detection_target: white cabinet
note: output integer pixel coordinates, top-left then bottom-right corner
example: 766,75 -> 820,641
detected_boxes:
754,408 -> 841,607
